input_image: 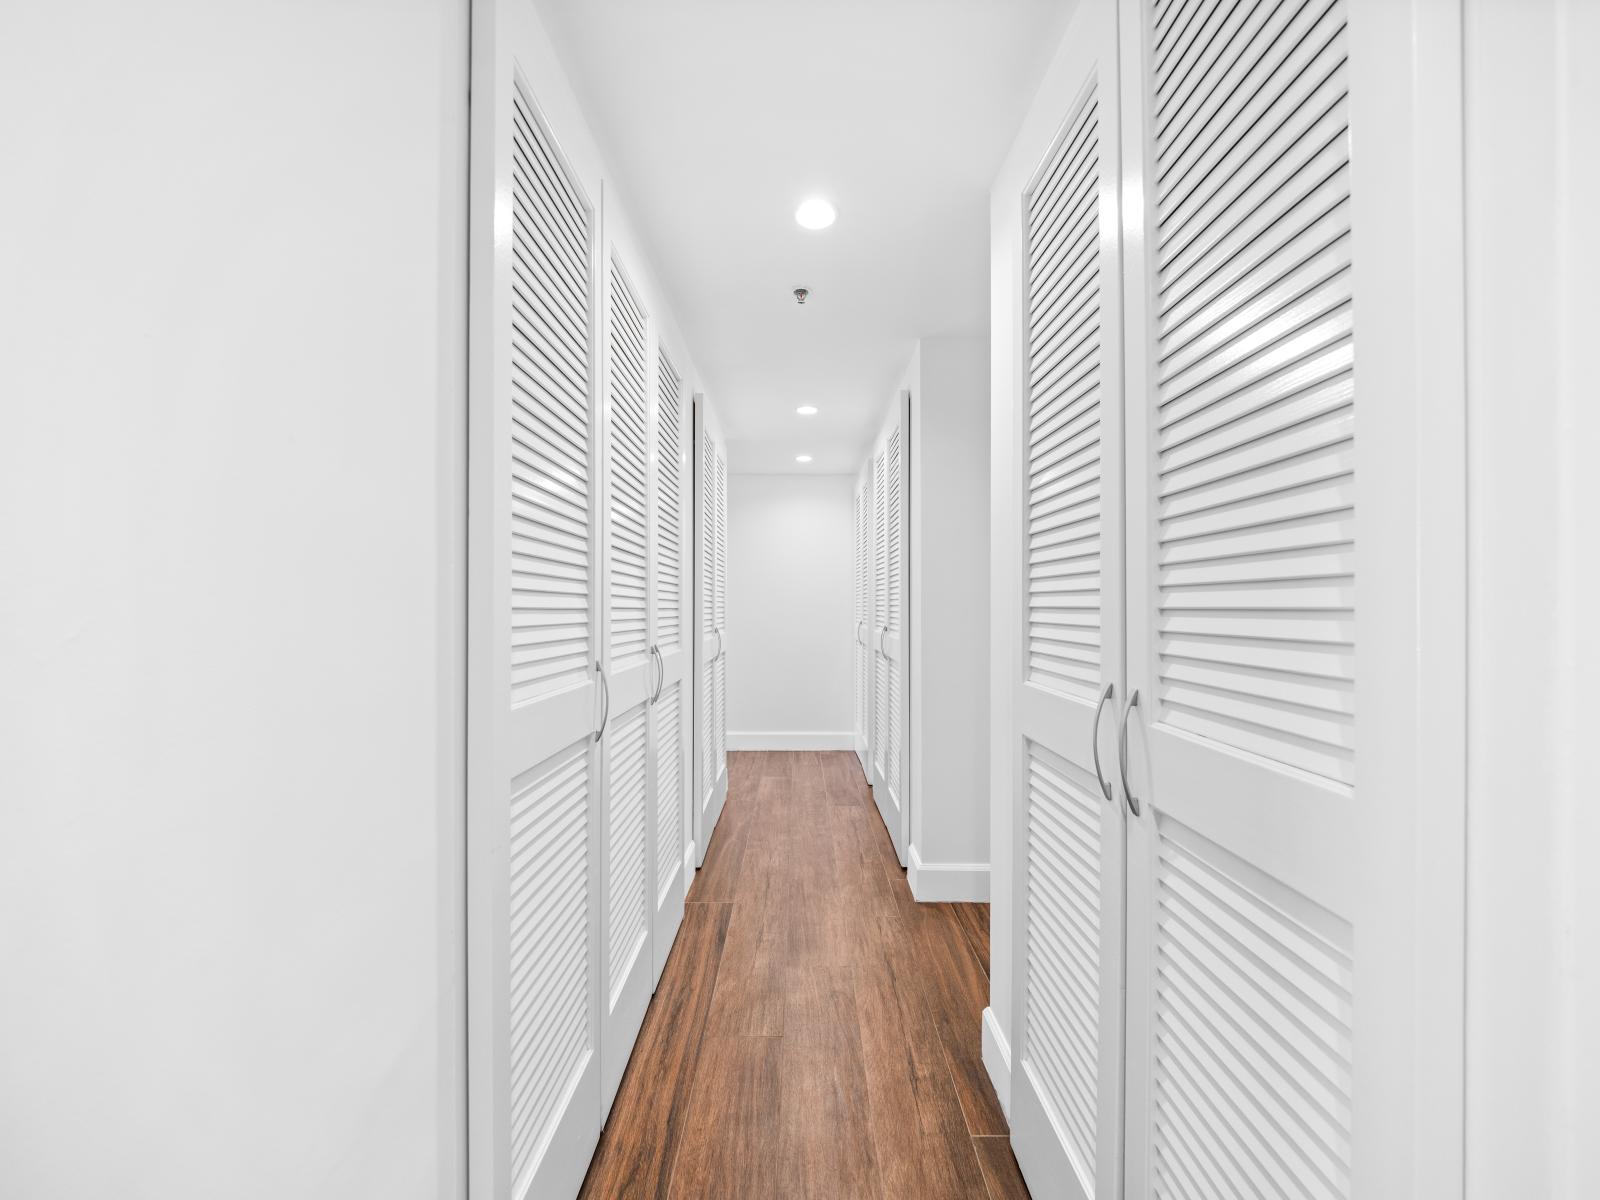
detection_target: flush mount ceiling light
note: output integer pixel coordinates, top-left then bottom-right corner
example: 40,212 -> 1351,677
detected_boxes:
795,455 -> 813,464
796,405 -> 818,416
794,197 -> 836,230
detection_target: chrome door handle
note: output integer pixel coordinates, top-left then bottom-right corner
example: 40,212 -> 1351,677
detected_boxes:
1118,689 -> 1141,817
715,628 -> 724,660
594,663 -> 610,743
878,626 -> 887,654
1090,682 -> 1115,804
650,645 -> 664,703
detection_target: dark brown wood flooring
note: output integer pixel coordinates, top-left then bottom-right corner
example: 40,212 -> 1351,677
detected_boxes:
579,750 -> 1031,1199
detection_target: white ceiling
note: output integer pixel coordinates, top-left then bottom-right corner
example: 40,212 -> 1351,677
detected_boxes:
535,0 -> 1077,473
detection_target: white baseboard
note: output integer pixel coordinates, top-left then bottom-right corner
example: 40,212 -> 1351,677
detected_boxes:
982,1006 -> 1012,1119
907,844 -> 990,902
684,840 -> 695,884
726,731 -> 855,751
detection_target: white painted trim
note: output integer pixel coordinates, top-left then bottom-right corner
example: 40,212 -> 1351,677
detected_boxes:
907,844 -> 990,903
683,840 -> 695,887
726,731 -> 854,751
982,1006 -> 1012,1120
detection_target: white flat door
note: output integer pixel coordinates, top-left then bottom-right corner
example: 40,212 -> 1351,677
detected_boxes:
870,392 -> 911,863
692,401 -> 728,864
1008,4 -> 1126,1193
1116,0 -> 1461,1191
852,464 -> 872,776
467,18 -> 602,1197
648,342 -> 691,980
598,249 -> 654,1108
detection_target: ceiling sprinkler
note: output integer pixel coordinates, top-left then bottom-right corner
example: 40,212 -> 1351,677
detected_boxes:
793,287 -> 809,305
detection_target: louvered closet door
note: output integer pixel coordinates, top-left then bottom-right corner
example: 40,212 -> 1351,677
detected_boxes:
598,251 -> 655,1107
852,463 -> 872,777
871,393 -> 911,863
712,447 -> 728,786
869,438 -> 889,797
467,35 -> 602,1200
1009,4 -> 1127,1195
1117,0 -> 1391,1193
691,401 -> 728,865
648,343 -> 691,981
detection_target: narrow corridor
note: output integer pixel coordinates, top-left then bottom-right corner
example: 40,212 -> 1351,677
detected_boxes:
578,751 -> 1028,1199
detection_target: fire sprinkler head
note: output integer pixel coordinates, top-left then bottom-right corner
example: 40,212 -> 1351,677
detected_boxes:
793,287 -> 809,305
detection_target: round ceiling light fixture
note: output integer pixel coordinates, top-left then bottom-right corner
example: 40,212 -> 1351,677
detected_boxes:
795,455 -> 813,464
796,405 -> 818,416
794,197 -> 836,230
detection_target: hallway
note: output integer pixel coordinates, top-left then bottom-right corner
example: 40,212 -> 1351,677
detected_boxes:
579,751 -> 1028,1199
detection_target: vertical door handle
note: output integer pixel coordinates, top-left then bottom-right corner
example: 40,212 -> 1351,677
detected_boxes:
1090,682 -> 1115,804
1118,689 -> 1141,817
650,645 -> 664,703
878,626 -> 887,655
594,663 -> 610,743
714,628 -> 723,660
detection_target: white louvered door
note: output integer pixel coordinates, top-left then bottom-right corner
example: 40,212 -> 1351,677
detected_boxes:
692,400 -> 728,865
648,342 -> 691,981
1115,0 -> 1445,1193
869,392 -> 910,864
1009,3 -> 1126,1194
598,249 -> 655,1107
852,461 -> 873,778
467,25 -> 602,1199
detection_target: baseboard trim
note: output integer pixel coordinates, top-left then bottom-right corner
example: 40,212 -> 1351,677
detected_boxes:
684,840 -> 695,885
907,844 -> 990,903
726,731 -> 855,751
982,1006 -> 1012,1119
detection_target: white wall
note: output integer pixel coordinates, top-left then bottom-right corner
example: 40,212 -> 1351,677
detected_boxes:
1464,1 -> 1599,1195
907,337 -> 991,901
0,4 -> 468,1198
726,473 -> 855,748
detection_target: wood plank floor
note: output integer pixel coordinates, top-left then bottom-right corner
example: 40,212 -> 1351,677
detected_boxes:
579,750 -> 1032,1199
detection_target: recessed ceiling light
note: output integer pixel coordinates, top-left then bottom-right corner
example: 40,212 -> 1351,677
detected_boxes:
794,198 -> 836,230
795,455 -> 813,464
796,405 -> 818,416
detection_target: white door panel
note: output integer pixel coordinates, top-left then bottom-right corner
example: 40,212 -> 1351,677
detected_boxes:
468,16 -> 602,1196
1008,3 -> 1126,1193
872,393 -> 911,863
1115,0 -> 1463,1193
692,401 -> 728,865
852,464 -> 872,777
597,250 -> 655,1107
649,343 -> 691,980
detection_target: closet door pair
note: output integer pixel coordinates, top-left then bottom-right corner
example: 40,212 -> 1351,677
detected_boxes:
868,391 -> 910,863
1010,0 -> 1461,1196
599,243 -> 695,1100
466,11 -> 694,1193
692,403 -> 728,865
852,461 -> 873,779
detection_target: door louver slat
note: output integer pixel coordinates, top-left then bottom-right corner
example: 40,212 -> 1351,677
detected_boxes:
1150,0 -> 1354,786
608,261 -> 650,671
607,702 -> 648,1003
508,89 -> 592,707
655,350 -> 683,652
1025,742 -> 1103,1187
1027,84 -> 1104,702
654,682 -> 682,903
508,738 -> 591,1186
